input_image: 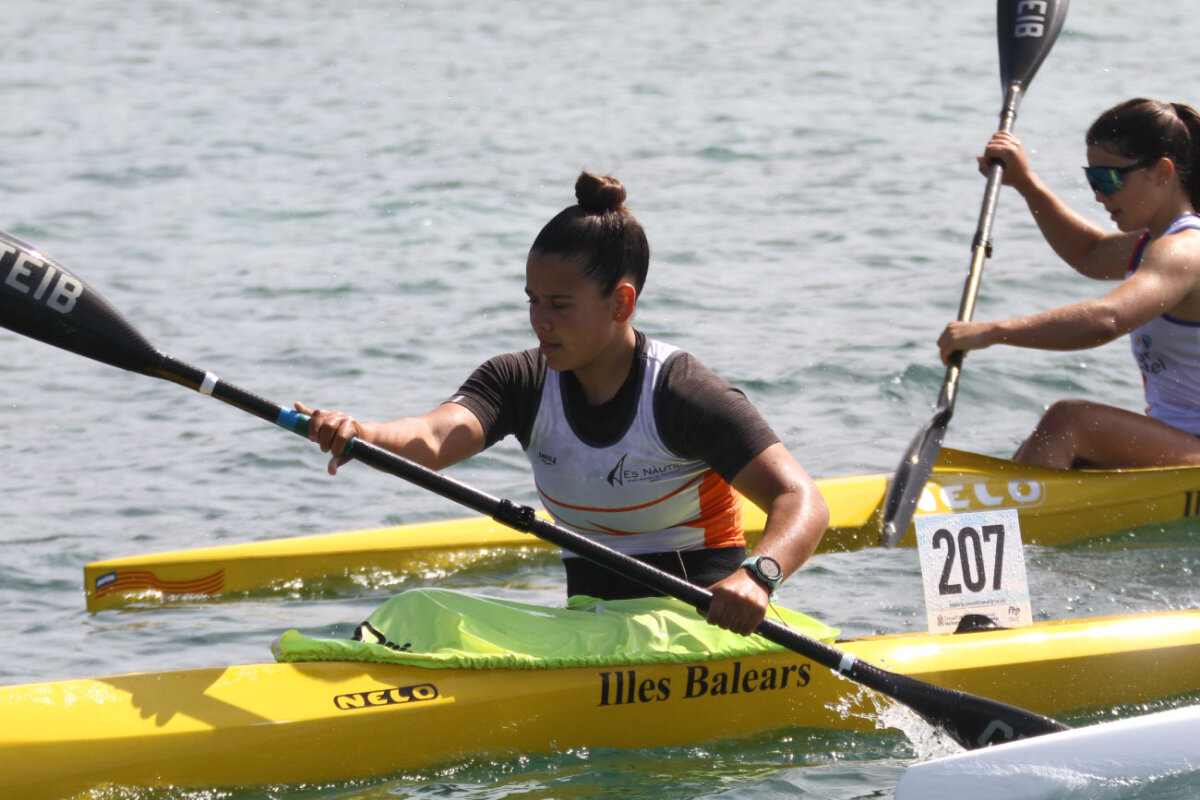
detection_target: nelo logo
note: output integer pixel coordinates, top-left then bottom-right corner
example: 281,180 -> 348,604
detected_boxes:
918,479 -> 1045,513
333,683 -> 439,711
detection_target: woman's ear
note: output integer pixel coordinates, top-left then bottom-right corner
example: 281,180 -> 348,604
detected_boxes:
613,281 -> 637,323
1154,156 -> 1177,187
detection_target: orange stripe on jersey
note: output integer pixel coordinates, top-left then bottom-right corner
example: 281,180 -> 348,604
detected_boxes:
535,473 -> 706,514
689,470 -> 746,548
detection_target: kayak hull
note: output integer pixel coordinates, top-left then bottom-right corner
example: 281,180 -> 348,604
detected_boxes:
83,449 -> 1200,611
5,608 -> 1200,798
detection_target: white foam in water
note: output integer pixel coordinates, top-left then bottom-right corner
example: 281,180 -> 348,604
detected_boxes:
825,678 -> 961,761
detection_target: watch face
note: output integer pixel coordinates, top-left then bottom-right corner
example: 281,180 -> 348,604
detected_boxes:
757,556 -> 782,582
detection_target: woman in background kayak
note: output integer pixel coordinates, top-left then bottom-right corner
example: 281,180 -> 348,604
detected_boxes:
298,171 -> 829,635
938,98 -> 1200,469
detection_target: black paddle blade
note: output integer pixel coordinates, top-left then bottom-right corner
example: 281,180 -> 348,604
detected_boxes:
0,232 -> 165,375
755,616 -> 1069,750
997,0 -> 1069,91
879,413 -> 949,547
852,659 -> 1070,748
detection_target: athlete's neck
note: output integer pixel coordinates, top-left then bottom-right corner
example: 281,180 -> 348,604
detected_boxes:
572,327 -> 638,407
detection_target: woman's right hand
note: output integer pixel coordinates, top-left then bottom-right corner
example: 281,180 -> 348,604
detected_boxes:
977,130 -> 1033,190
295,401 -> 363,475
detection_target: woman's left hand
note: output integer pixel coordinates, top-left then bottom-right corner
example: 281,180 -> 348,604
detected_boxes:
938,320 -> 997,363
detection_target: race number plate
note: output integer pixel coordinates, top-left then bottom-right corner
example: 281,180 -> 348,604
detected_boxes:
914,508 -> 1032,633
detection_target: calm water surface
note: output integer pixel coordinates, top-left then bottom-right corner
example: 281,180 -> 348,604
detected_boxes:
2,1 -> 1200,798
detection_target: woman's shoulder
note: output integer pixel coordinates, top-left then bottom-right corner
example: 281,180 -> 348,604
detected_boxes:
455,347 -> 545,406
652,348 -> 779,478
654,347 -> 732,396
1127,221 -> 1200,321
452,347 -> 546,449
1142,221 -> 1200,264
640,334 -> 753,410
1167,213 -> 1200,234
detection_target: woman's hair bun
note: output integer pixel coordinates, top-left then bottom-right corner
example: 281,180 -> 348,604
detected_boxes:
575,171 -> 626,212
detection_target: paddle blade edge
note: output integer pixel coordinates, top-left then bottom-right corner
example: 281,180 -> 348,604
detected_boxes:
879,413 -> 950,547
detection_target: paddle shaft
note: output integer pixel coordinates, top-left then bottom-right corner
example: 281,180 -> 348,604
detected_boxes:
116,361 -> 1078,750
879,88 -> 1019,546
0,231 -> 1068,750
945,83 -> 1026,416
880,0 -> 1069,547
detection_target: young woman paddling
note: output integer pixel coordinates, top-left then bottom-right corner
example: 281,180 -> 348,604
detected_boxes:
938,98 -> 1200,469
298,172 -> 829,634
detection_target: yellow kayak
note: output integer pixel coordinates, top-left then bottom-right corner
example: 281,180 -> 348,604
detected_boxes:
4,606 -> 1199,800
84,448 -> 1200,611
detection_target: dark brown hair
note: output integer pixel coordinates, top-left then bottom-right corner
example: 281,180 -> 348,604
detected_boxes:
529,172 -> 650,296
1087,98 -> 1200,207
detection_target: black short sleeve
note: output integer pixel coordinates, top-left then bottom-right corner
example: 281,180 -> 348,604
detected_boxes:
447,348 -> 544,449
655,353 -> 780,483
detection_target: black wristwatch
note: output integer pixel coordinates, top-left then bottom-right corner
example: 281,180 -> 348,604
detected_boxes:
741,555 -> 783,591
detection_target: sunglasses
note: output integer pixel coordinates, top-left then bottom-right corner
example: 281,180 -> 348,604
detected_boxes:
1082,159 -> 1156,196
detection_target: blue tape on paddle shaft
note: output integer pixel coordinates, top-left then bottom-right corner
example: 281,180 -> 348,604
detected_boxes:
276,408 -> 309,435
277,409 -> 356,455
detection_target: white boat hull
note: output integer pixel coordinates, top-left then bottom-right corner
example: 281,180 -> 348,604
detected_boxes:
895,703 -> 1200,799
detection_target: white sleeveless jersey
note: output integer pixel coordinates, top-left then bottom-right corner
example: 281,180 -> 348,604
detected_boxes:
524,338 -> 745,556
1128,214 -> 1200,435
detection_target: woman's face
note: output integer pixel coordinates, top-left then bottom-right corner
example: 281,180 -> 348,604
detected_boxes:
1085,143 -> 1159,232
525,251 -> 627,374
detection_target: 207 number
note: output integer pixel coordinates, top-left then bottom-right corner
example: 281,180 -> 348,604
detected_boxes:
932,524 -> 1005,595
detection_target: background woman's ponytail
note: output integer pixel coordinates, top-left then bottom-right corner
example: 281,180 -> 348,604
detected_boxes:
1171,102 -> 1200,209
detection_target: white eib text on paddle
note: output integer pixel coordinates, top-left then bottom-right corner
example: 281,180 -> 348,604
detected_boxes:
1013,1 -> 1049,38
0,243 -> 82,314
